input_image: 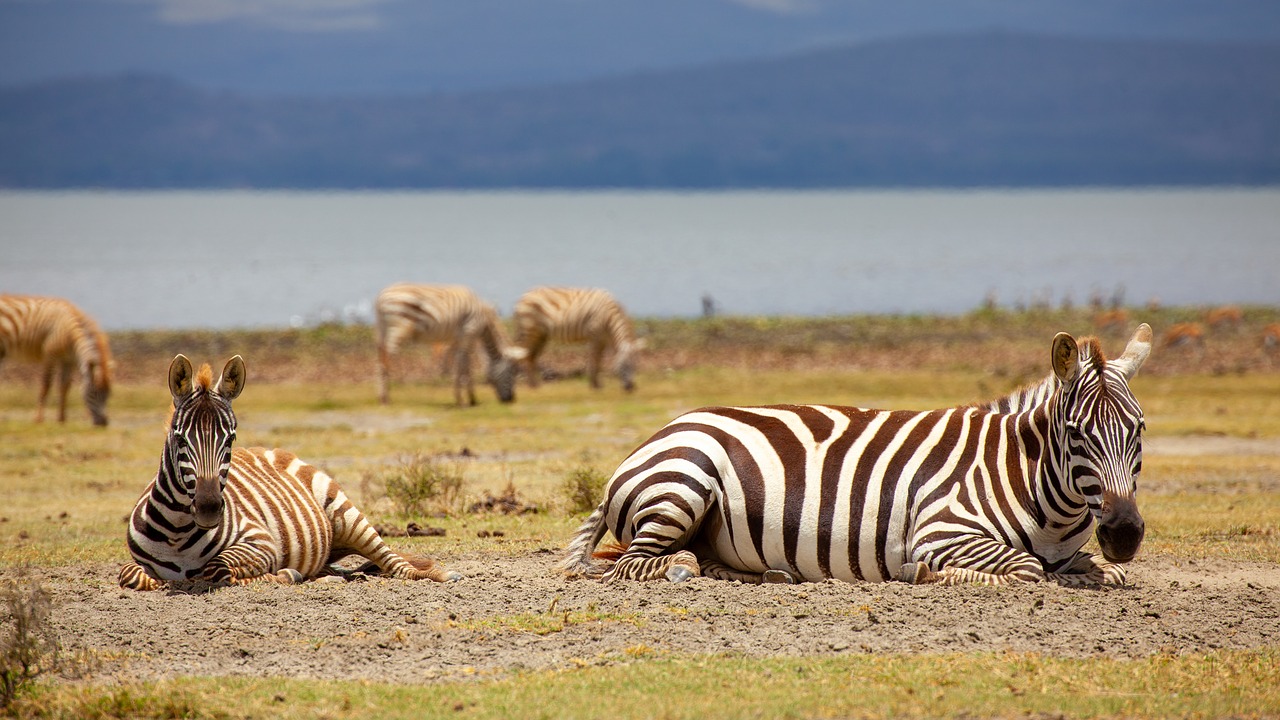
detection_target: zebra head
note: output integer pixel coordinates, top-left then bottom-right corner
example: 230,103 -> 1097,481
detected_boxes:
613,338 -> 646,392
166,354 -> 245,529
1051,323 -> 1153,564
487,347 -> 528,403
82,359 -> 111,427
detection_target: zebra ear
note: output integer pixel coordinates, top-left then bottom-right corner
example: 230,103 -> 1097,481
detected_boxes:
216,355 -> 247,401
1051,332 -> 1079,384
1112,323 -> 1153,380
168,354 -> 194,400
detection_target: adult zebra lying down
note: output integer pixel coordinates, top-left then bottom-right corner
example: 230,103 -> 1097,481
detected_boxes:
120,355 -> 461,590
564,324 -> 1152,587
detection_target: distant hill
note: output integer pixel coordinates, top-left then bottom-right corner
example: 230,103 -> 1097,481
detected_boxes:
2,32 -> 1278,189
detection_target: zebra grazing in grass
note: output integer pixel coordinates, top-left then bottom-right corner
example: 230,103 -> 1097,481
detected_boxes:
375,283 -> 526,406
119,354 -> 462,590
514,286 -> 644,392
564,324 -> 1153,588
0,294 -> 112,426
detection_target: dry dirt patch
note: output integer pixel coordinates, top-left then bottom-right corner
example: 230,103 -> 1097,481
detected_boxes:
40,552 -> 1280,685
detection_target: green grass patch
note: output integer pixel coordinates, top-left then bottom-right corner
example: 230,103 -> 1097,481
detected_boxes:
11,649 -> 1278,719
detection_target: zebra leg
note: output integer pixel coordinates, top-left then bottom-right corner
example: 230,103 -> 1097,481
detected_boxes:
899,537 -> 1047,586
330,500 -> 462,582
603,549 -> 700,583
35,362 -> 54,422
56,361 -> 73,423
1047,551 -> 1128,587
522,333 -> 547,387
118,562 -> 166,591
587,339 -> 605,389
700,559 -> 795,585
453,342 -> 476,406
199,541 -> 287,586
377,343 -> 394,404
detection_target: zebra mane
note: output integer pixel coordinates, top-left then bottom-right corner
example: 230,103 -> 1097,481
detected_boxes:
195,363 -> 214,392
1078,336 -> 1107,371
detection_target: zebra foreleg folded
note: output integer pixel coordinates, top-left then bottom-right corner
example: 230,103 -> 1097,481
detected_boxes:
118,562 -> 166,591
1046,552 -> 1128,587
198,549 -> 278,585
900,536 -> 1049,586
699,558 -> 795,585
602,550 -> 700,583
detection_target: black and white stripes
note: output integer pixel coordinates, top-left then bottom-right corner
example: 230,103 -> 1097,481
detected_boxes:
563,324 -> 1152,587
119,354 -> 461,590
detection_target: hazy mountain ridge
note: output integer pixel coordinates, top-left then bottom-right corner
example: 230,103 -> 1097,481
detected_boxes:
2,33 -> 1278,188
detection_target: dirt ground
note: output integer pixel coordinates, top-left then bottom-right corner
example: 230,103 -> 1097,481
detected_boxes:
40,548 -> 1280,686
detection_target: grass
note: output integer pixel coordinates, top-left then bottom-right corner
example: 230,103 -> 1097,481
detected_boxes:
9,649 -> 1279,719
1,311 -> 1278,717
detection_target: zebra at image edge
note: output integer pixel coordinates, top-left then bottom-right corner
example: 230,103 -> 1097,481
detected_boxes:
119,354 -> 462,590
564,324 -> 1153,588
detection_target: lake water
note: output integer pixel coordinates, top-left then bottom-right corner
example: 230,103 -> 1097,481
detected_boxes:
0,189 -> 1276,330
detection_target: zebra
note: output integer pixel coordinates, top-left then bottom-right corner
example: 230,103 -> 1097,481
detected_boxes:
513,286 -> 644,392
563,324 -> 1153,588
375,283 -> 527,406
0,294 -> 112,426
119,354 -> 462,590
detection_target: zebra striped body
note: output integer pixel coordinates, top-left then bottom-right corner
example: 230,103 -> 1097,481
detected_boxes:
564,325 -> 1152,587
120,355 -> 460,590
375,283 -> 525,406
514,287 -> 642,391
0,294 -> 112,426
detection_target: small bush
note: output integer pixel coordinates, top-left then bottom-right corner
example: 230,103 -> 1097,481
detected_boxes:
562,464 -> 609,515
1,576 -> 59,708
382,454 -> 465,517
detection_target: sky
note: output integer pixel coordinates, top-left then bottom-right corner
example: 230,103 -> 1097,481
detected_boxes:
3,0 -> 1279,95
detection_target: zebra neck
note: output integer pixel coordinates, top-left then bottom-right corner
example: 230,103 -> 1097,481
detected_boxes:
1024,403 -> 1090,530
143,441 -> 200,532
476,322 -> 506,360
605,313 -> 633,349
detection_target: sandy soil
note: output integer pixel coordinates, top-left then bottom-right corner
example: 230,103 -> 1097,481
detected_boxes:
41,549 -> 1280,685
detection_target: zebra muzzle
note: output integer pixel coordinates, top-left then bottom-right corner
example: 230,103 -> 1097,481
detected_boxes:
1096,497 -> 1144,563
192,476 -> 225,528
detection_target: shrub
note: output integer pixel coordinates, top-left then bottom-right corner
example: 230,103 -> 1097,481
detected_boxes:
562,464 -> 609,515
0,576 -> 59,708
382,453 -> 466,517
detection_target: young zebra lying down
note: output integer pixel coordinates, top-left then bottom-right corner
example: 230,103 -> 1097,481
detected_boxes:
119,354 -> 461,590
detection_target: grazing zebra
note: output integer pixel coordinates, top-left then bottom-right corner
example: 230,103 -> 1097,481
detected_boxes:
564,324 -> 1153,588
120,355 -> 462,590
513,286 -> 644,392
0,294 -> 112,426
375,283 -> 526,406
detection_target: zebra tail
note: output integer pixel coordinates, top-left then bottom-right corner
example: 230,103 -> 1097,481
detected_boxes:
560,503 -> 611,578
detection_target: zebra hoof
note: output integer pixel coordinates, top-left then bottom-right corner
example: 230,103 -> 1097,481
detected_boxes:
896,562 -> 935,584
665,565 -> 695,583
442,571 -> 464,582
762,569 -> 795,584
276,569 -> 305,584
